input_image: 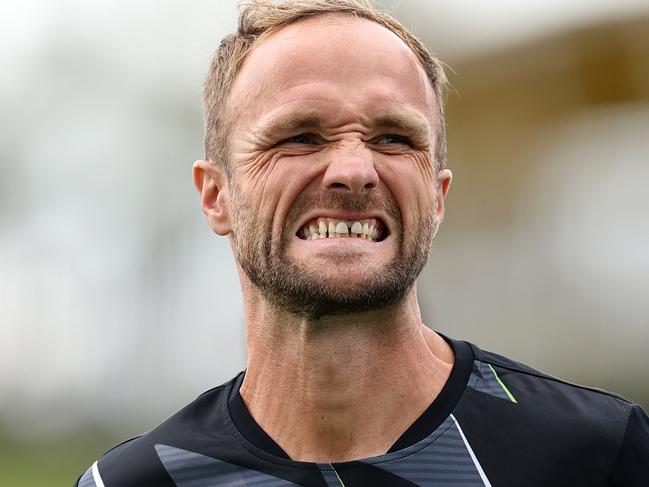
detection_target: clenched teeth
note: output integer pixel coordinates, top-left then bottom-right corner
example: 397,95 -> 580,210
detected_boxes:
299,217 -> 384,241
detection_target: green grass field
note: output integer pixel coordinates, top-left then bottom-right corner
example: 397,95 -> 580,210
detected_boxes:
0,429 -> 122,487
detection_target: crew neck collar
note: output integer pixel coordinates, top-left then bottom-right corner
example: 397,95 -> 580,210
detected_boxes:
227,334 -> 474,461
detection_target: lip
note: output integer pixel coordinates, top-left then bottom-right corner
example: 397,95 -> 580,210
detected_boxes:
292,210 -> 392,238
293,234 -> 393,250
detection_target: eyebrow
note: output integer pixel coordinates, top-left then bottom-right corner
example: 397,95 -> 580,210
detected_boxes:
369,113 -> 430,140
256,114 -> 326,142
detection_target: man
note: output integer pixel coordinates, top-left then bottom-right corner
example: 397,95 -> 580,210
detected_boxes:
76,1 -> 649,485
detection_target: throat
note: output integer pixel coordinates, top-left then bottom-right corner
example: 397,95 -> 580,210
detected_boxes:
239,322 -> 454,462
241,377 -> 431,462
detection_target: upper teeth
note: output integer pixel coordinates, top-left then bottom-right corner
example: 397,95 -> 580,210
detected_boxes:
335,221 -> 348,234
300,218 -> 382,241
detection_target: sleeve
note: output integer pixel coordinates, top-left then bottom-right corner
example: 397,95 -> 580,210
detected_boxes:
73,462 -> 102,487
609,404 -> 649,486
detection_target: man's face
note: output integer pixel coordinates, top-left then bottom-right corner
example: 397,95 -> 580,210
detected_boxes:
223,15 -> 451,318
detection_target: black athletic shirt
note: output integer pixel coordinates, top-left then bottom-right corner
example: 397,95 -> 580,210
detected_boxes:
75,337 -> 649,486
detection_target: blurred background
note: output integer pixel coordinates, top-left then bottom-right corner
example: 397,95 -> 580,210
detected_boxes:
1,0 -> 648,484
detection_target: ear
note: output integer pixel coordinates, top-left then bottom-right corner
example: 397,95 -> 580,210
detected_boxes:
434,168 -> 452,221
193,160 -> 232,236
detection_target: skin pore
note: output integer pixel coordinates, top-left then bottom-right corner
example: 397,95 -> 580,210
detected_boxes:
194,15 -> 454,462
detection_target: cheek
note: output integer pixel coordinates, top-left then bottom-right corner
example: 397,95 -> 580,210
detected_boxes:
235,150 -> 280,190
377,154 -> 437,227
410,151 -> 437,187
234,151 -> 293,211
267,155 -> 326,226
234,151 -> 326,233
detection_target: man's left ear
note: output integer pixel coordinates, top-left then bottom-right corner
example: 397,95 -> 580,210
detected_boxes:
193,160 -> 232,236
435,168 -> 453,220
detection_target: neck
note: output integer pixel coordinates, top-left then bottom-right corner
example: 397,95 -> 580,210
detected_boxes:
239,283 -> 454,462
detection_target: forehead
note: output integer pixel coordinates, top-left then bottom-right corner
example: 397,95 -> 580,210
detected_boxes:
227,15 -> 437,130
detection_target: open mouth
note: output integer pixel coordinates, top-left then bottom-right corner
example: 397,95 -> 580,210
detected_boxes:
297,217 -> 388,242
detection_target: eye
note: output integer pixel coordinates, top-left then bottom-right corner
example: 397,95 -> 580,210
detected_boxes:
279,133 -> 316,145
375,134 -> 412,145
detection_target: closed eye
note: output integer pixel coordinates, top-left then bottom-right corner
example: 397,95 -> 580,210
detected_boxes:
278,133 -> 317,145
375,134 -> 412,145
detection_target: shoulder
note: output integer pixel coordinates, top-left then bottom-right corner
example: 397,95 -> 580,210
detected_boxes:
475,344 -> 633,413
458,342 -> 649,484
75,376 -> 242,487
467,343 -> 634,432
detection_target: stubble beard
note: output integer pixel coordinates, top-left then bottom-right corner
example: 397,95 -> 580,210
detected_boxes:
232,188 -> 436,320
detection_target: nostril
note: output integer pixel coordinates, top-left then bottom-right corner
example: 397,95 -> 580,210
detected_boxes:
330,182 -> 348,190
364,181 -> 378,191
327,182 -> 378,192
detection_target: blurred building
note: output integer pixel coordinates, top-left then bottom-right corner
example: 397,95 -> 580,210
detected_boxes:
420,13 -> 649,406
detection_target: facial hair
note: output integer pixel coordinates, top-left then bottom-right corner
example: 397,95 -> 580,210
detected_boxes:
231,187 -> 436,319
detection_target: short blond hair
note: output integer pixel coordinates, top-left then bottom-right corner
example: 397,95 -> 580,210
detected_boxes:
203,0 -> 448,175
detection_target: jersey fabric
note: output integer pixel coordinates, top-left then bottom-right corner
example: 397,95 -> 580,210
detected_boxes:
75,337 -> 649,486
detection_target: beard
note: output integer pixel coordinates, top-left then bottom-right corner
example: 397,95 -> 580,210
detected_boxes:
231,187 -> 436,319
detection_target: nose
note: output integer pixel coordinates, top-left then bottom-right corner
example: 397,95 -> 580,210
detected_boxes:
321,143 -> 379,195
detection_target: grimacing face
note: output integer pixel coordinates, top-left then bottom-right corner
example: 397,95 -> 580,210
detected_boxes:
203,15 -> 451,318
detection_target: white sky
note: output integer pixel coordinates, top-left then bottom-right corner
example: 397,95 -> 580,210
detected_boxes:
2,0 -> 649,64
401,0 -> 649,57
